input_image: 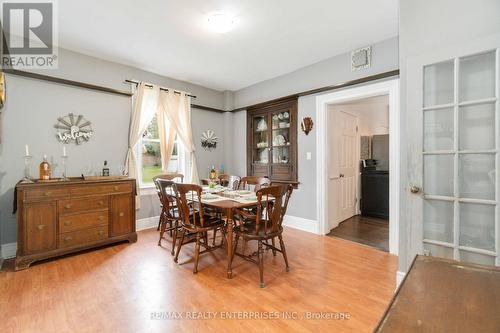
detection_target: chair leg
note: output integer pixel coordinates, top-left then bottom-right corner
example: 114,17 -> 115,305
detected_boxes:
242,238 -> 247,256
174,229 -> 185,263
171,221 -> 178,255
271,237 -> 277,256
258,240 -> 265,288
168,220 -> 173,238
158,218 -> 166,246
278,235 -> 290,272
193,233 -> 201,274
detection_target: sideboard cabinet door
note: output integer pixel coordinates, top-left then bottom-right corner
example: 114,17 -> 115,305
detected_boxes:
24,202 -> 57,253
111,194 -> 133,236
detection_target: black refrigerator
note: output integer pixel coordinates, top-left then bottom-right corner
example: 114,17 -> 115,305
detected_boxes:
360,135 -> 389,220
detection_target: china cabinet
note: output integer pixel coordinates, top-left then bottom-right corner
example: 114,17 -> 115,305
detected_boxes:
246,97 -> 298,185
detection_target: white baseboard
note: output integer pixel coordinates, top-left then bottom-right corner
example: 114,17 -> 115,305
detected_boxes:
1,242 -> 17,260
396,271 -> 406,289
283,215 -> 318,234
136,216 -> 160,231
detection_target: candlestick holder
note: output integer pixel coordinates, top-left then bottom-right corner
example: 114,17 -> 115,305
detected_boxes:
21,155 -> 34,183
61,155 -> 70,181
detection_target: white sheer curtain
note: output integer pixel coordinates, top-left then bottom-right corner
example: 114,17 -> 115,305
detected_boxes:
125,82 -> 159,207
158,90 -> 200,184
157,109 -> 176,172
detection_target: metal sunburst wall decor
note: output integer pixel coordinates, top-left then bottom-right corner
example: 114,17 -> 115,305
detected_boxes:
201,129 -> 218,151
54,113 -> 94,145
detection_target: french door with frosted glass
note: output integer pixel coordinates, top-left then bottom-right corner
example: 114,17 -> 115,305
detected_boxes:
408,47 -> 499,267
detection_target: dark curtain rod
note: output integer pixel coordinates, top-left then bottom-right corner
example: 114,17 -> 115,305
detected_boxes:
124,79 -> 197,99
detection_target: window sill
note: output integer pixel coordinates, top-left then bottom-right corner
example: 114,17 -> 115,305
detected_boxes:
139,186 -> 157,196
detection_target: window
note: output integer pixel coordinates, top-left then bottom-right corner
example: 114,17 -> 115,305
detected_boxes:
138,114 -> 184,187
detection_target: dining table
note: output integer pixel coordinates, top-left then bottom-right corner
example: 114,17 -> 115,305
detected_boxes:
197,186 -> 271,278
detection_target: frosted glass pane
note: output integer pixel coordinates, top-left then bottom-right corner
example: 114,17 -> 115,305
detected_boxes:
459,103 -> 495,150
459,251 -> 495,266
459,51 -> 496,102
423,243 -> 454,259
459,154 -> 495,200
459,203 -> 495,251
424,155 -> 454,196
424,108 -> 454,151
423,200 -> 454,242
424,61 -> 454,107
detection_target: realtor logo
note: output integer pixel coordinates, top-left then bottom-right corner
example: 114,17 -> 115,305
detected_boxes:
1,0 -> 58,69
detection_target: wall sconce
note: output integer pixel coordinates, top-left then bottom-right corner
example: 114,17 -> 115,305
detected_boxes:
301,117 -> 313,135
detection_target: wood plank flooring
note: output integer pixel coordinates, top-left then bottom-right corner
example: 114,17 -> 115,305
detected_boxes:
328,215 -> 389,252
0,227 -> 397,333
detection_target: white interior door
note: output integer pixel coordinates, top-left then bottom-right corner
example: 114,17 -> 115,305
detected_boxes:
330,110 -> 358,227
406,46 -> 500,267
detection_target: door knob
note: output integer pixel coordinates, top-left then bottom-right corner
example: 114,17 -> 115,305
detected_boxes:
339,174 -> 345,178
409,185 -> 421,194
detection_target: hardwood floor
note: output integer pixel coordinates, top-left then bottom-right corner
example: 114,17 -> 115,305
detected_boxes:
327,215 -> 389,252
0,227 -> 397,333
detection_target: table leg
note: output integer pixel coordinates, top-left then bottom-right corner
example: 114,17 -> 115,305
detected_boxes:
226,208 -> 234,279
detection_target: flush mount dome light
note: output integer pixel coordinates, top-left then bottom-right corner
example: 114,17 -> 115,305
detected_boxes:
207,13 -> 235,33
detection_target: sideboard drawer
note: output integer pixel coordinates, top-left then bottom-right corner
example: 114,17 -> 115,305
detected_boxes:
71,182 -> 133,196
25,187 -> 70,201
59,226 -> 109,249
59,196 -> 108,215
59,211 -> 109,233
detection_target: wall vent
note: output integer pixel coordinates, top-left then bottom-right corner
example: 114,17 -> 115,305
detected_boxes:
351,46 -> 371,71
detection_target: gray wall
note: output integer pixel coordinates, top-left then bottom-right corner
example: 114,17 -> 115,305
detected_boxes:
230,37 -> 399,222
398,0 -> 500,272
0,47 -> 225,245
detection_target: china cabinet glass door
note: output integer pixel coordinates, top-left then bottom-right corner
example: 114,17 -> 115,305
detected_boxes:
421,50 -> 499,265
252,114 -> 270,176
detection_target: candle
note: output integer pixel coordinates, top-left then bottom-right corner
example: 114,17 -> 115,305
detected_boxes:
25,144 -> 29,156
63,145 -> 67,157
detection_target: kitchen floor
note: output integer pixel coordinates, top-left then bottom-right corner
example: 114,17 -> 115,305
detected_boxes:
328,215 -> 389,252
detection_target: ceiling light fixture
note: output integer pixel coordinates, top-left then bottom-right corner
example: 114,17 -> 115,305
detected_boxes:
206,13 -> 236,33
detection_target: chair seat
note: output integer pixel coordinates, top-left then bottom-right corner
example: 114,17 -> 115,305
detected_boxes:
235,221 -> 282,239
182,214 -> 224,232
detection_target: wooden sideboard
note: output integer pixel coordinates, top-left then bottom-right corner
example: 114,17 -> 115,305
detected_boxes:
15,178 -> 137,270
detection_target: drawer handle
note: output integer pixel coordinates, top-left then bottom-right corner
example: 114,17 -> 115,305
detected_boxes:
98,200 -> 105,205
37,224 -> 46,230
64,221 -> 72,226
98,216 -> 104,221
44,191 -> 52,196
113,186 -> 119,191
64,236 -> 72,242
97,231 -> 105,236
119,212 -> 125,217
64,204 -> 72,209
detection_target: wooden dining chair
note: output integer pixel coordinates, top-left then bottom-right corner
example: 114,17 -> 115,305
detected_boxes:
218,174 -> 241,190
238,176 -> 271,192
230,185 -> 292,287
173,183 -> 226,274
154,173 -> 184,231
153,177 -> 182,255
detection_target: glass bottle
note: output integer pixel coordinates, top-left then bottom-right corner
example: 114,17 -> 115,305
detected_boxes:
39,155 -> 51,180
210,165 -> 216,180
102,160 -> 110,176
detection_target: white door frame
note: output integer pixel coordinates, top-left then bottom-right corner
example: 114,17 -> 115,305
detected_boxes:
316,78 -> 400,255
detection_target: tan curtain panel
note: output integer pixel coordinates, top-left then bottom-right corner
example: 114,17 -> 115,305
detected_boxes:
125,82 -> 159,207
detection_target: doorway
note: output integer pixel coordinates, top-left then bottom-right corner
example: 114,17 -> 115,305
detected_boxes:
326,95 -> 390,251
316,79 -> 400,255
